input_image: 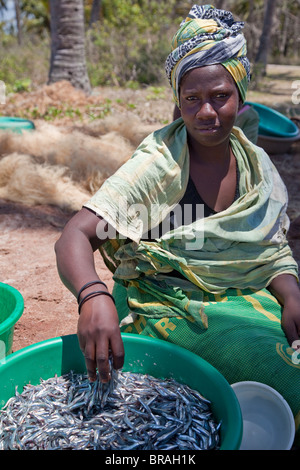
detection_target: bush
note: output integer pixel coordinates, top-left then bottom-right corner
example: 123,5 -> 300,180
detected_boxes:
86,0 -> 180,87
86,25 -> 175,87
0,33 -> 49,92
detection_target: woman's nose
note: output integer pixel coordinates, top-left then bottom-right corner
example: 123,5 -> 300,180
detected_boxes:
196,102 -> 217,119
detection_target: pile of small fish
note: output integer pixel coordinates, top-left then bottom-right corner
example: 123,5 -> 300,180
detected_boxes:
0,369 -> 221,450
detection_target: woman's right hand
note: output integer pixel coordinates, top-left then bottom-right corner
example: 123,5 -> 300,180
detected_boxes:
77,294 -> 125,383
55,208 -> 124,382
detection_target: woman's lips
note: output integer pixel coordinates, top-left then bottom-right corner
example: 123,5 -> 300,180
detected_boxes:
195,126 -> 219,133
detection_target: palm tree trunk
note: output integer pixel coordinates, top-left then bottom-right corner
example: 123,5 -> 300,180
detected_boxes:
255,0 -> 278,76
48,0 -> 91,94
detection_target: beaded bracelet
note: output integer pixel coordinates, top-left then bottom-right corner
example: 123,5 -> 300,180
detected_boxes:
76,280 -> 108,303
78,290 -> 115,314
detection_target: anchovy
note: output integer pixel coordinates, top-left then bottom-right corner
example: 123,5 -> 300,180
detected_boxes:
0,370 -> 221,450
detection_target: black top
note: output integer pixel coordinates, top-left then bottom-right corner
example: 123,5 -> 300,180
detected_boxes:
145,162 -> 240,240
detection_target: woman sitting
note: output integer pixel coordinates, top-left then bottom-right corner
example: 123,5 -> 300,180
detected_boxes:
55,4 -> 300,442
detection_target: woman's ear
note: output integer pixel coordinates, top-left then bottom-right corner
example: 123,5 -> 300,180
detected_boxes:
238,99 -> 243,112
173,105 -> 181,121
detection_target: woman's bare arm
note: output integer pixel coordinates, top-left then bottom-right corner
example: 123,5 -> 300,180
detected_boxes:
54,207 -> 124,382
268,274 -> 300,348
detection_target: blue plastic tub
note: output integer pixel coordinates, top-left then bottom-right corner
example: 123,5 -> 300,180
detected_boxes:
0,117 -> 35,133
245,101 -> 299,138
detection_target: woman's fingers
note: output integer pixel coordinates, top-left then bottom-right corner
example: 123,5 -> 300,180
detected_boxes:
78,330 -> 124,383
77,297 -> 125,382
110,333 -> 125,372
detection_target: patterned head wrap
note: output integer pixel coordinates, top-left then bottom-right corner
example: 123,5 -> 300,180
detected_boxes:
165,4 -> 251,107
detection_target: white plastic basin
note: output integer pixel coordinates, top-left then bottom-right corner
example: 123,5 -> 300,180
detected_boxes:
231,381 -> 295,450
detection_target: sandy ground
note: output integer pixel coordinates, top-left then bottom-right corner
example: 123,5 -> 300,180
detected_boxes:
1,64 -> 300,354
0,201 -> 115,351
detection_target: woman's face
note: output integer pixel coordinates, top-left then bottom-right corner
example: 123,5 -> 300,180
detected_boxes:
179,64 -> 242,149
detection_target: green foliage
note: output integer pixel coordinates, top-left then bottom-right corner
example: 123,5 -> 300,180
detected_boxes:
146,86 -> 167,100
0,33 -> 49,92
21,0 -> 50,33
86,100 -> 112,120
101,0 -> 178,31
27,105 -> 83,121
86,0 -> 180,87
13,78 -> 31,93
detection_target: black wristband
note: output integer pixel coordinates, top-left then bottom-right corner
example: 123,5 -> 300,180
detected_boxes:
77,280 -> 108,303
78,290 -> 115,314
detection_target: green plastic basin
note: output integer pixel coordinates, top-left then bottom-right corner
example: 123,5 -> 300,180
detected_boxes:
245,101 -> 299,139
0,283 -> 24,359
0,333 -> 242,450
0,117 -> 35,133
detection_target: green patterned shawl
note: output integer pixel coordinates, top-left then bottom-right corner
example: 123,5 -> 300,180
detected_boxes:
84,119 -> 298,327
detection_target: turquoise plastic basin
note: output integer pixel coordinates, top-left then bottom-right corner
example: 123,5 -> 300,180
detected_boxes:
0,333 -> 242,450
0,117 -> 35,133
245,101 -> 299,138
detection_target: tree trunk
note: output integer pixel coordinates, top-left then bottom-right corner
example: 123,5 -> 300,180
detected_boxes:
14,0 -> 22,45
214,0 -> 226,9
89,0 -> 102,28
294,14 -> 299,59
254,0 -> 278,76
246,0 -> 256,62
279,1 -> 289,56
48,0 -> 91,94
247,0 -> 255,23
